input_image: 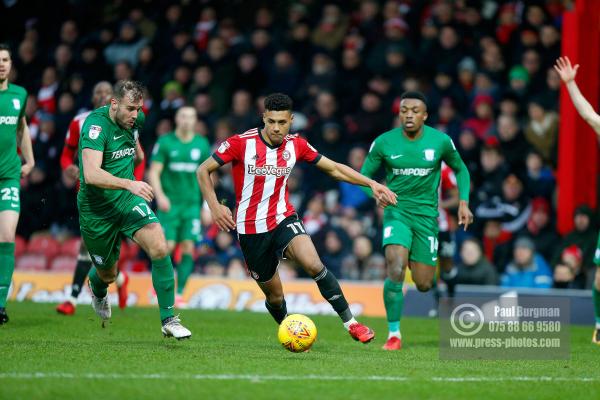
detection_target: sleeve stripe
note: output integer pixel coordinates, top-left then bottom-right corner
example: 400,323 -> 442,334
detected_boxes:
212,153 -> 225,165
308,154 -> 322,165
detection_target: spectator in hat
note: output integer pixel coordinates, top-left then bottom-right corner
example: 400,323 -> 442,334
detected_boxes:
456,238 -> 499,285
367,17 -> 412,74
552,205 -> 598,271
104,21 -> 148,68
553,245 -> 586,289
463,94 -> 495,140
501,237 -> 552,289
507,65 -> 530,104
520,197 -> 559,264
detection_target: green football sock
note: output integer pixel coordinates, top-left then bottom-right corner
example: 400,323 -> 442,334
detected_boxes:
593,285 -> 600,326
0,242 -> 15,308
152,256 -> 175,322
176,254 -> 194,295
384,278 -> 404,331
88,267 -> 108,298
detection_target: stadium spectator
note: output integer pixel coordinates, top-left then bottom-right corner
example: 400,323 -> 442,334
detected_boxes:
551,205 -> 598,272
456,238 -> 498,286
553,245 -> 586,289
520,197 -> 559,264
524,97 -> 559,166
501,237 -> 553,289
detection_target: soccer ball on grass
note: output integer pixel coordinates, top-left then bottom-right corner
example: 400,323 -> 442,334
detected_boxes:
278,314 -> 317,352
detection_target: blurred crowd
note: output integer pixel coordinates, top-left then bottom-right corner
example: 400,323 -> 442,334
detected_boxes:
2,0 -> 597,289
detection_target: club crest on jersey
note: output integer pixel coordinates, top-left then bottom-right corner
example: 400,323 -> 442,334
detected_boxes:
282,150 -> 291,161
191,149 -> 201,160
92,255 -> 104,265
424,149 -> 435,161
89,125 -> 102,140
250,270 -> 259,280
12,99 -> 21,110
218,141 -> 230,154
133,129 -> 139,141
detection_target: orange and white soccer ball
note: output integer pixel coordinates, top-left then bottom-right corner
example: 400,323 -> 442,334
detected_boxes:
278,314 -> 317,352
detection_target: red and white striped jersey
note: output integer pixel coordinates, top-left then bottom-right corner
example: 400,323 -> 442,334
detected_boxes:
438,162 -> 457,232
60,110 -> 91,170
212,128 -> 321,234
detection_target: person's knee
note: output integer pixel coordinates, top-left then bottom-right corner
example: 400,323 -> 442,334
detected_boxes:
386,254 -> 405,282
149,239 -> 169,260
180,241 -> 194,255
98,268 -> 117,284
167,241 -> 176,254
415,279 -> 433,292
305,259 -> 325,277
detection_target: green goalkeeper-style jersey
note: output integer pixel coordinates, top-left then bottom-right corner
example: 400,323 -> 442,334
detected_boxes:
361,124 -> 470,218
151,131 -> 211,205
77,105 -> 145,218
0,83 -> 27,180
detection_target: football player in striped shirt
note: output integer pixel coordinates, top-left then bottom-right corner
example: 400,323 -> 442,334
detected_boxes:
197,93 -> 397,344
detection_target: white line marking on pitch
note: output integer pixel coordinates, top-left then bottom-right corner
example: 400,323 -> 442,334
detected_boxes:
0,373 -> 598,382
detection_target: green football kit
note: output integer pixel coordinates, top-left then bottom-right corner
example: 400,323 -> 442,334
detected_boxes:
77,105 -> 175,321
0,83 -> 27,310
361,125 -> 470,266
151,132 -> 211,243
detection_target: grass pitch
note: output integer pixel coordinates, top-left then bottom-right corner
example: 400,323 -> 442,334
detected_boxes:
1,301 -> 599,400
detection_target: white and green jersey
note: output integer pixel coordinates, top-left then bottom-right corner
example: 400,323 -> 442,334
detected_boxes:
361,125 -> 470,218
0,83 -> 27,180
151,132 -> 211,205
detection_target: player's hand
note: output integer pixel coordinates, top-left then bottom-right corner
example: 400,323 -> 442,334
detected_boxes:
156,195 -> 171,212
64,164 -> 80,181
211,204 -> 236,232
457,200 -> 473,231
554,57 -> 579,83
21,162 -> 34,178
128,180 -> 154,202
371,182 -> 397,208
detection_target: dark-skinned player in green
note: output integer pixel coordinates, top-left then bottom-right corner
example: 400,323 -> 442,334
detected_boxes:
360,91 -> 473,350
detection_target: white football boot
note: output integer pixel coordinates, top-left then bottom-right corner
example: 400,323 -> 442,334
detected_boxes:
88,281 -> 111,326
161,315 -> 192,340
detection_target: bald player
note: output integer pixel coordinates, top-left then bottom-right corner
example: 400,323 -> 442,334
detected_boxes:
149,107 -> 211,307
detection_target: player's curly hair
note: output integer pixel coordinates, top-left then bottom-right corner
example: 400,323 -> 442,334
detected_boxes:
264,93 -> 293,112
114,80 -> 144,102
400,91 -> 428,110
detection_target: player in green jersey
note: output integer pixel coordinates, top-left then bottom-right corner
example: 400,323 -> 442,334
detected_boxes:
148,106 -> 211,308
0,44 -> 35,325
78,80 -> 191,339
361,91 -> 473,350
555,56 -> 600,344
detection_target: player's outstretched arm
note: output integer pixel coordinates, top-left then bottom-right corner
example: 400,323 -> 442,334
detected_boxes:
148,161 -> 170,212
315,155 -> 397,207
82,148 -> 154,201
554,57 -> 600,135
196,157 -> 235,232
17,116 -> 34,177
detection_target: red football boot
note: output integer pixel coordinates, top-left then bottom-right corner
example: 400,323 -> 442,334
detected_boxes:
348,322 -> 375,343
382,336 -> 402,350
56,301 -> 76,315
117,270 -> 129,310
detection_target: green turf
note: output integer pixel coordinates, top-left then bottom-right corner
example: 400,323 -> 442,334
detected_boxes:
0,301 -> 599,400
